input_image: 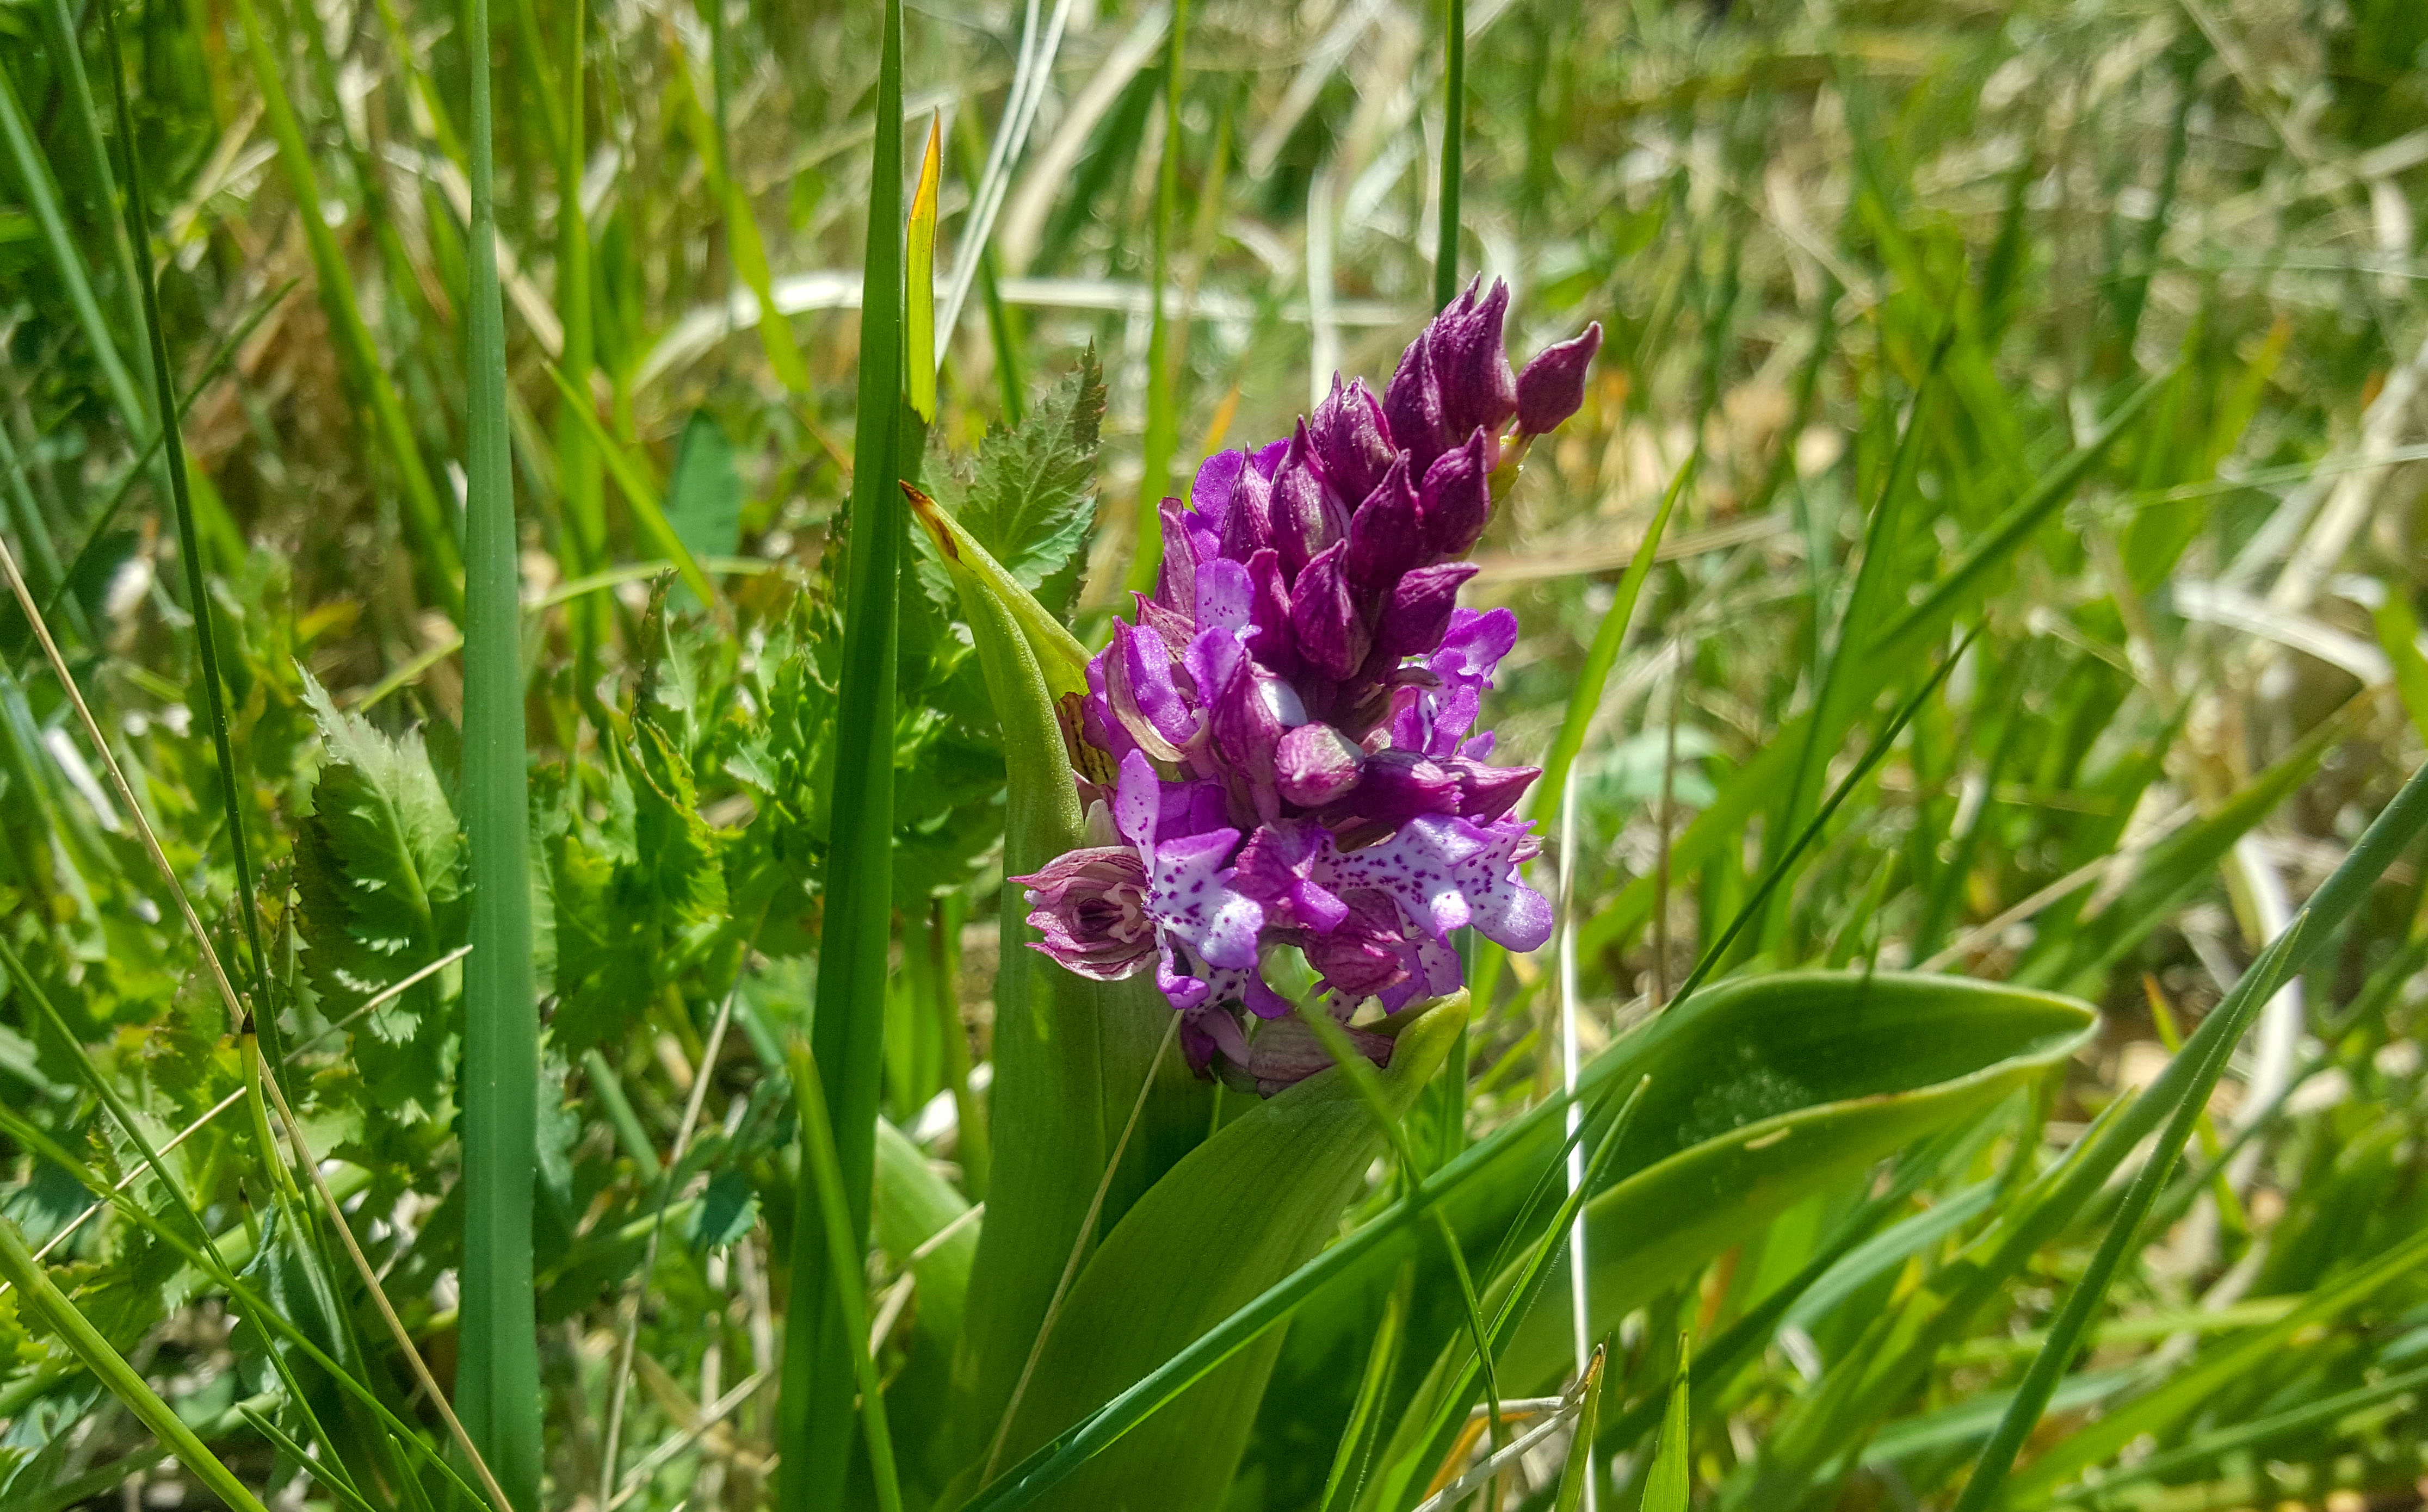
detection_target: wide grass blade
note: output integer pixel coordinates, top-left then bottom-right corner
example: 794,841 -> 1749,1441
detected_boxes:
788,1041 -> 907,1512
455,0 -> 543,1496
779,3 -> 906,1505
1948,757 -> 2428,1511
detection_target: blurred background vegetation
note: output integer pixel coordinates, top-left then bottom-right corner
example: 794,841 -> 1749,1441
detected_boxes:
5,0 -> 2428,1505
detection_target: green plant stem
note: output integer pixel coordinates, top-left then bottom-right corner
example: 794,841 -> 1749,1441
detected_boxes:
779,3 -> 905,1505
456,0 -> 542,1495
1433,0 -> 1464,311
1126,0 -> 1190,594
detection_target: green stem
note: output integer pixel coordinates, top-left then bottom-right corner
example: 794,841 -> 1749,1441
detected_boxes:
1433,0 -> 1465,312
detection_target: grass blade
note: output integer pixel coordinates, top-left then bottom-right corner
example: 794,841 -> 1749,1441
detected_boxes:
1533,453 -> 1694,826
94,0 -> 270,1012
455,0 -> 543,1495
1639,1339 -> 1690,1512
1124,0 -> 1190,593
779,3 -> 905,1505
1433,0 -> 1464,311
1948,752 -> 2428,1512
0,1216 -> 268,1512
1317,1265 -> 1414,1512
543,363 -> 718,605
786,1041 -> 905,1512
1550,1345 -> 1604,1512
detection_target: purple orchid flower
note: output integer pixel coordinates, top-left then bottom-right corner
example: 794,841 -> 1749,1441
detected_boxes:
1016,280 -> 1601,1091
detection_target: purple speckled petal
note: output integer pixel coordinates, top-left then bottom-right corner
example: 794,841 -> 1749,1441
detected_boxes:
1319,813 -> 1490,939
1309,376 -> 1398,507
1417,428 -> 1493,558
1147,827 -> 1261,969
1233,820 -> 1351,934
1376,933 -> 1464,1012
1194,557 -> 1255,634
1516,323 -> 1602,435
1114,748 -> 1162,851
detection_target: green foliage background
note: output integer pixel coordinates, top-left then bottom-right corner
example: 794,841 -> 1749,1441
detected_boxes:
3,0 -> 2428,1508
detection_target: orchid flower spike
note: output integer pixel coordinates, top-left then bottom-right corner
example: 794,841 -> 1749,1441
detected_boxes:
1018,280 -> 1599,1092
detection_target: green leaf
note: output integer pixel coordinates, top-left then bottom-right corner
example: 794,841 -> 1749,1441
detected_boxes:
937,515 -> 1209,1473
665,411 -> 745,600
1640,1339 -> 1690,1512
923,354 -> 1106,621
987,996 -> 1470,1512
294,677 -> 466,1125
1360,973 -> 2094,1499
780,3 -> 909,1503
1552,1346 -> 1604,1512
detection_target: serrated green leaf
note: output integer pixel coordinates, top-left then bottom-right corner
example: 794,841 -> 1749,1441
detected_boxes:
294,675 -> 465,1126
924,354 -> 1105,620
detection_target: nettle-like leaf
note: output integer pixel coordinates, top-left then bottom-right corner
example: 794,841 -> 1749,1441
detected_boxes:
548,720 -> 732,1054
293,676 -> 466,1126
922,351 -> 1105,621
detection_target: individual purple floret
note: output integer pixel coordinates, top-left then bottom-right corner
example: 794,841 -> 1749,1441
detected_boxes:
1016,279 -> 1602,1091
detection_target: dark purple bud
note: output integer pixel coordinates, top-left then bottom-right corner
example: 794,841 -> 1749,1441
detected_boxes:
1417,429 -> 1493,558
1220,456 -> 1275,559
1302,890 -> 1412,1000
1315,748 -> 1462,840
1430,278 -> 1519,441
1269,422 -> 1348,581
1516,323 -> 1602,435
1377,562 -> 1479,659
1243,548 -> 1299,679
1344,456 -> 1422,594
1288,542 -> 1372,681
1309,376 -> 1398,507
1275,722 -> 1363,808
1382,328 -> 1451,475
1450,758 -> 1539,823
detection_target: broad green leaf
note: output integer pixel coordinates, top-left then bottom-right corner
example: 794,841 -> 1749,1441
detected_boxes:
876,1114 -> 981,1490
294,677 -> 465,1126
937,522 -> 1208,1472
921,355 -> 1107,622
1361,974 -> 2094,1499
987,996 -> 1469,1512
